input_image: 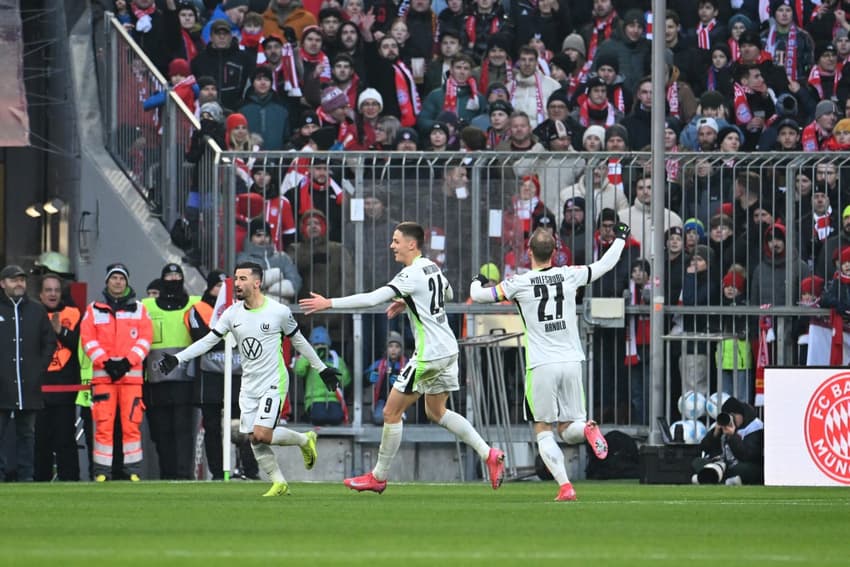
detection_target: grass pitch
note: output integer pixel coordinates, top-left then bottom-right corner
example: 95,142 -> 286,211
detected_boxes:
2,480 -> 847,566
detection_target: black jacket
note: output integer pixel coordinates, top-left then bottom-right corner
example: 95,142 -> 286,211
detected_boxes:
190,39 -> 255,112
0,294 -> 56,410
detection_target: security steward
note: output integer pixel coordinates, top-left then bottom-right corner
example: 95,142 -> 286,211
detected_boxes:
34,273 -> 82,481
80,263 -> 152,482
142,263 -> 202,480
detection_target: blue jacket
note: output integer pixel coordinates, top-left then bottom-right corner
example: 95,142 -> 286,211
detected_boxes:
201,6 -> 242,44
238,91 -> 291,150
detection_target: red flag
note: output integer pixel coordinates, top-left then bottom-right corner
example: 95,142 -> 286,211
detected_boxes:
754,315 -> 771,407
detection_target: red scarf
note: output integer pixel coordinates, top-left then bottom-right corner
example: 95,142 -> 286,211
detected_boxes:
733,83 -> 753,126
478,59 -> 513,92
567,63 -> 590,99
588,11 -> 616,63
277,43 -> 302,96
341,74 -> 360,109
464,11 -> 502,49
577,98 -> 616,127
172,75 -> 197,113
728,37 -> 740,61
607,158 -> 623,192
300,47 -> 331,81
264,195 -> 296,249
443,76 -> 480,113
697,19 -> 716,50
807,65 -> 839,100
625,280 -> 650,366
766,23 -> 799,81
181,29 -> 198,61
611,85 -> 625,112
509,72 -> 546,125
813,208 -> 833,240
393,60 -> 421,127
317,109 -> 360,150
240,29 -> 262,49
666,148 -> 680,182
754,314 -> 771,407
297,174 -> 345,214
132,1 -> 155,19
666,80 -> 679,117
801,121 -> 827,151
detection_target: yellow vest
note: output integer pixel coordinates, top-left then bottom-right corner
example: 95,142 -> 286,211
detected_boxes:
142,296 -> 199,383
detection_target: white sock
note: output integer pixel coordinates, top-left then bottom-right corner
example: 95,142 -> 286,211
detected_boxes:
372,421 -> 403,481
271,427 -> 307,446
537,431 -> 569,485
252,443 -> 285,483
560,421 -> 586,445
438,409 -> 490,460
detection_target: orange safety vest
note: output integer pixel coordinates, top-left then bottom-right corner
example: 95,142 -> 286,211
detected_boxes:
47,305 -> 81,372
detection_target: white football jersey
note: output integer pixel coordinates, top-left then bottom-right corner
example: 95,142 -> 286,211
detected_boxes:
387,256 -> 458,361
212,297 -> 297,398
497,265 -> 591,368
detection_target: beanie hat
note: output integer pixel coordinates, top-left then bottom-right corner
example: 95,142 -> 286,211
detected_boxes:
206,270 -> 227,290
479,263 -> 501,282
486,82 -> 508,97
436,110 -> 459,126
225,113 -> 248,132
775,93 -> 798,117
841,246 -> 850,265
430,121 -> 450,137
547,88 -> 571,108
722,271 -> 746,291
815,99 -> 839,120
489,100 -> 513,116
300,209 -> 328,236
550,53 -> 574,74
683,218 -> 706,239
595,52 -> 619,73
105,263 -> 130,283
309,326 -> 331,346
297,110 -> 320,129
692,244 -> 714,264
598,208 -> 619,225
561,33 -> 586,58
623,9 -> 645,26
582,124 -> 605,145
533,214 -> 557,231
765,223 -> 786,243
161,263 -> 184,279
606,124 -> 629,147
738,29 -> 762,49
843,205 -> 850,219
816,42 -> 838,61
199,101 -> 224,123
717,125 -> 744,146
800,275 -> 825,297
321,86 -> 349,113
775,117 -> 800,132
197,75 -> 217,90
386,330 -> 403,347
248,218 -> 272,236
168,58 -> 190,78
666,225 -> 684,239
358,88 -> 383,111
395,127 -> 419,148
439,27 -> 462,42
146,279 -> 163,293
563,196 -> 586,211
309,126 -> 337,150
585,75 -> 607,90
728,13 -> 755,32
770,0 -> 796,18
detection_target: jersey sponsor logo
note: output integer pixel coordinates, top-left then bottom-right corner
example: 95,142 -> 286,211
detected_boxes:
804,371 -> 850,484
241,337 -> 263,360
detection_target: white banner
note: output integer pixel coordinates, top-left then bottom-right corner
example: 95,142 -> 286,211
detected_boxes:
765,367 -> 850,486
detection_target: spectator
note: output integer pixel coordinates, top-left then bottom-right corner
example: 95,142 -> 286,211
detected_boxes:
318,7 -> 345,58
485,99 -> 512,148
163,0 -> 204,63
366,331 -> 407,425
80,263 -> 153,482
317,85 -> 359,149
765,116 -> 802,151
664,52 -> 698,125
403,0 -> 438,62
239,66 -> 291,150
692,396 -> 764,485
762,0 -> 815,83
329,53 -> 359,110
295,326 -> 351,425
625,173 -> 683,260
142,264 -> 200,480
579,0 -> 621,67
423,28 -> 463,95
418,54 -> 487,134
733,30 -> 789,94
281,160 -> 347,242
705,44 -> 734,99
571,75 -> 623,128
356,88 -> 383,149
683,218 -> 706,257
239,11 -> 266,56
472,33 -> 513,94
368,36 -> 421,128
548,52 -> 575,89
560,197 -> 587,265
236,219 -> 302,304
263,0 -> 317,41
802,99 -> 839,151
801,184 -> 836,263
680,90 -> 730,150
621,76 -> 652,150
807,42 -> 840,103
297,26 -> 332,109
437,0 -> 466,43
665,226 -> 690,307
464,0 -> 511,64
625,258 -> 652,424
201,1 -> 249,44
732,64 -> 776,148
750,224 -> 810,306
595,9 -> 650,95
336,21 -> 367,81
561,162 -> 629,217
581,124 -> 604,151
496,111 -> 544,154
718,266 -> 753,402
127,0 -> 170,74
0,266 -> 56,482
191,19 -> 255,112
142,58 -> 199,115
509,46 -> 561,127
502,175 -> 557,276
680,245 -> 720,395
686,0 -> 728,52
34,274 -> 81,482
666,10 -> 705,92
708,213 -> 738,274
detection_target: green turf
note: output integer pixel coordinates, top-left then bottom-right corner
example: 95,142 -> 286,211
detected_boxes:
1,481 -> 847,566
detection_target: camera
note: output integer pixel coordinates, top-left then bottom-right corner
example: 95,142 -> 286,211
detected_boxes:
696,459 -> 726,484
717,412 -> 734,427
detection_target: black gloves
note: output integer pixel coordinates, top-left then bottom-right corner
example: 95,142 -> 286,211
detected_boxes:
319,367 -> 341,391
614,222 -> 631,240
158,353 -> 180,375
104,358 -> 131,381
472,274 -> 489,286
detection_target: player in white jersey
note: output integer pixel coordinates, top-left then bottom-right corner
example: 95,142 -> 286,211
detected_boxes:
300,221 -> 506,493
470,222 -> 630,501
158,262 -> 339,497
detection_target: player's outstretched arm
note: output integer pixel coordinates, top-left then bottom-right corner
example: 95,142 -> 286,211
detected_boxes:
469,274 -> 502,303
301,287 -> 398,314
162,331 -> 224,374
299,292 -> 332,314
586,223 -> 630,283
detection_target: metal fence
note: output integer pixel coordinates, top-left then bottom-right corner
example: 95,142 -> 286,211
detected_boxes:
103,16 -> 846,437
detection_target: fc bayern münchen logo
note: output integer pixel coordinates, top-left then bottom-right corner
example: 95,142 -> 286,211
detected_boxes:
804,372 -> 850,484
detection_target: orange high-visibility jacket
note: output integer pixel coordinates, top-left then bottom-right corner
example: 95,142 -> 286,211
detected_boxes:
80,298 -> 152,384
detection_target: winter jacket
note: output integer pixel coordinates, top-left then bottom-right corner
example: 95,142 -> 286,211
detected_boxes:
0,294 -> 56,410
190,38 -> 255,112
295,348 -> 351,411
509,72 -> 561,127
239,91 -> 291,151
417,84 -> 488,134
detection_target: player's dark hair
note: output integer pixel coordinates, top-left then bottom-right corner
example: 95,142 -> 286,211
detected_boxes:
529,228 -> 556,263
235,261 -> 264,281
395,221 -> 425,249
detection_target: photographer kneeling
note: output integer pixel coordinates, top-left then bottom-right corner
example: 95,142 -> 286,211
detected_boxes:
692,397 -> 764,485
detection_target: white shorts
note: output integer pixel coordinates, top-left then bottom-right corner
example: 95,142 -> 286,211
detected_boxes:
238,386 -> 282,434
525,361 -> 587,423
393,354 -> 459,395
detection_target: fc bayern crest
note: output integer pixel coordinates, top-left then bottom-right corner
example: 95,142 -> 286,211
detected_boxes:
804,371 -> 850,484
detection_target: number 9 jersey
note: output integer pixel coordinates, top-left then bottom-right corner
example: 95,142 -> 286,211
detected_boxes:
387,256 -> 458,361
496,265 -> 590,368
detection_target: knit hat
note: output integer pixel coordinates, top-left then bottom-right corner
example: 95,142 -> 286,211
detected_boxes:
430,121 -> 450,137
358,88 -> 383,111
585,75 -> 607,90
309,326 -> 331,346
665,116 -> 682,137
547,88 -> 571,108
168,58 -> 190,78
815,99 -> 839,120
487,32 -> 513,53
666,225 -> 684,239
320,86 -> 349,113
105,263 -> 129,283
692,244 -> 714,264
738,29 -> 762,49
199,102 -> 224,123
582,124 -> 605,145
837,28 -> 850,40
197,75 -> 217,90
775,117 -> 800,132
816,43 -> 838,61
841,247 -> 850,264
309,126 -> 337,150
770,0 -> 796,18
395,127 -> 419,148
623,9 -> 644,26
386,330 -> 403,346
728,13 -> 755,32
248,218 -> 272,236
486,82 -> 508,97
775,93 -> 798,116
439,27 -> 462,42
595,52 -> 619,73
161,263 -> 184,279
539,119 -> 573,141
297,110 -> 320,128
561,33 -> 586,58
436,110 -> 459,126
489,100 -> 513,116
800,275 -> 825,297
683,218 -> 706,239
146,279 -> 163,294
533,214 -> 557,231
563,196 -> 586,211
765,223 -> 786,243
699,90 -> 726,110
717,125 -> 744,146
206,270 -> 227,290
225,112 -> 248,132
479,263 -> 501,282
300,209 -> 328,236
606,124 -> 629,147
252,65 -> 274,82
843,205 -> 850,219
833,118 -> 850,133
550,53 -> 574,74
598,208 -> 619,225
722,271 -> 746,291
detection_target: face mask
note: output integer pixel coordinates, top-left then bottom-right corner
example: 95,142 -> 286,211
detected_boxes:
162,279 -> 183,296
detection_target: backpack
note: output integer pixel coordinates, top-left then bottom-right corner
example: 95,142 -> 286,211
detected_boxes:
585,430 -> 640,480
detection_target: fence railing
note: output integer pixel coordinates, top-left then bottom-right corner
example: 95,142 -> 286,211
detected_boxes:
104,15 -> 845,436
